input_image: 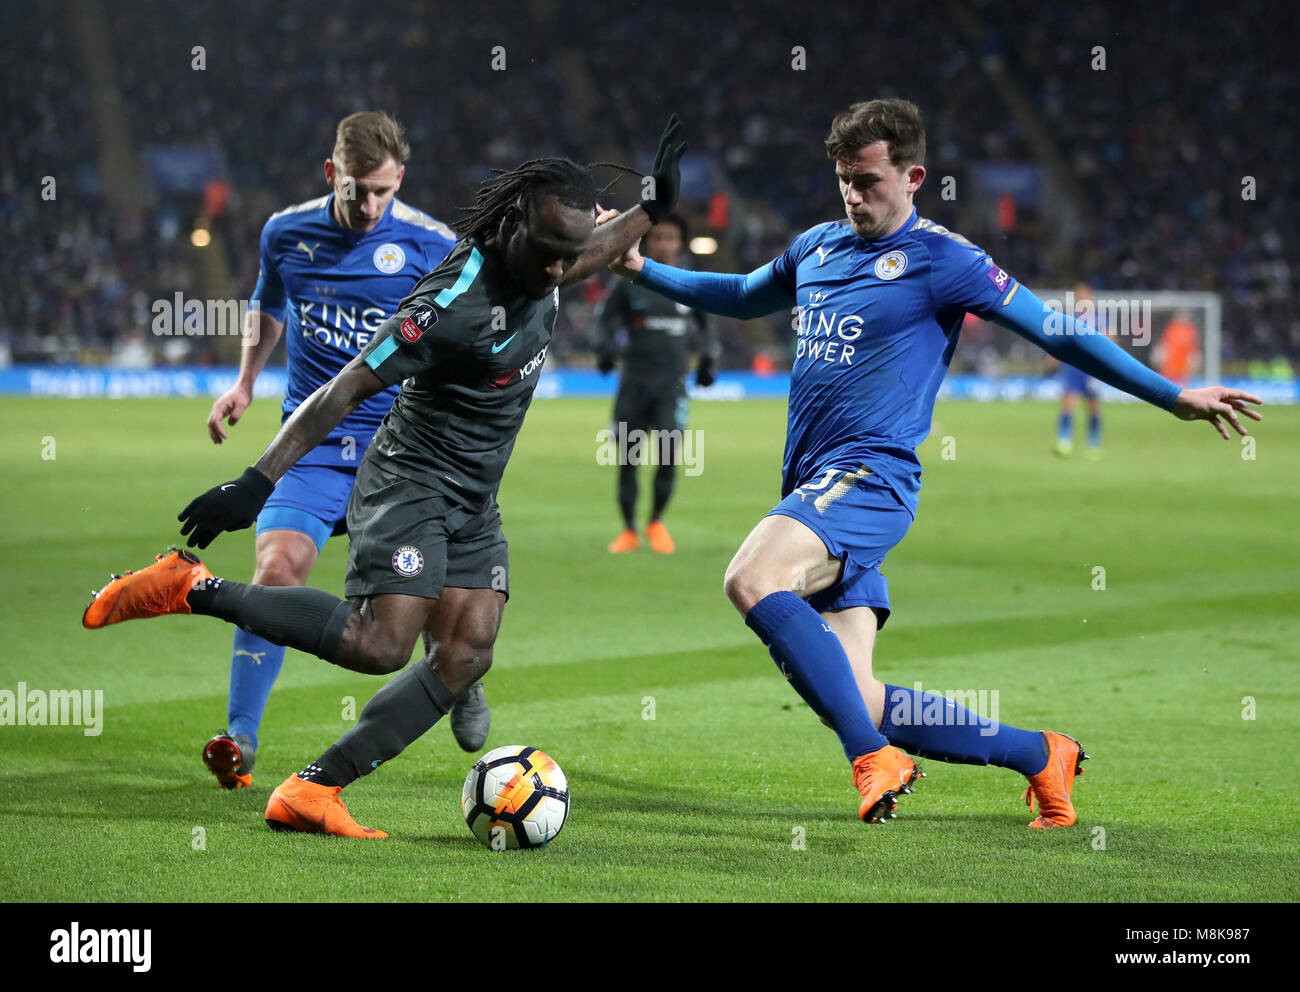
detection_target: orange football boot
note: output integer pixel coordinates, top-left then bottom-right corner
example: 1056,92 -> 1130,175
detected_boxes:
607,528 -> 641,553
82,548 -> 212,629
1022,731 -> 1089,829
645,520 -> 675,554
203,732 -> 254,790
851,745 -> 923,823
264,775 -> 387,838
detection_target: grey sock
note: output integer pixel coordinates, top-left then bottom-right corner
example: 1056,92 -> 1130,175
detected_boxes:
197,579 -> 352,660
318,660 -> 458,787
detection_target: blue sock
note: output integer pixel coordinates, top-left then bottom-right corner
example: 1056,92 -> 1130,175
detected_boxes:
1087,413 -> 1101,448
226,629 -> 286,749
745,592 -> 888,761
879,683 -> 1048,776
1057,411 -> 1073,442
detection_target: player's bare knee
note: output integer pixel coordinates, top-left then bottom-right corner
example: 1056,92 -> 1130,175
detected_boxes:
434,638 -> 494,684
253,551 -> 307,588
350,644 -> 407,676
723,564 -> 768,614
339,620 -> 416,675
372,643 -> 414,674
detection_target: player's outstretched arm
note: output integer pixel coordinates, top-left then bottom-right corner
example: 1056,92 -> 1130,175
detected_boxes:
252,357 -> 385,480
178,358 -> 386,548
612,250 -> 794,321
562,206 -> 655,286
562,115 -> 688,286
207,309 -> 284,443
1168,385 -> 1263,439
606,201 -> 792,319
992,286 -> 1263,436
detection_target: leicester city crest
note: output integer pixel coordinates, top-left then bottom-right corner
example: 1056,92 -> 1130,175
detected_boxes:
373,243 -> 406,274
874,250 -> 908,280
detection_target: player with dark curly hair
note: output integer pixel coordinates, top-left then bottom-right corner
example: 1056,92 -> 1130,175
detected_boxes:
84,117 -> 688,838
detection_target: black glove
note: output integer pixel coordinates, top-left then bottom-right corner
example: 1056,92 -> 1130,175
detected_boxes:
642,114 -> 688,224
596,350 -> 617,375
695,354 -> 716,388
178,466 -> 275,549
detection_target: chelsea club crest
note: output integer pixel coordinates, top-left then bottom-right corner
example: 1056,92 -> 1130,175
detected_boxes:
392,546 -> 424,576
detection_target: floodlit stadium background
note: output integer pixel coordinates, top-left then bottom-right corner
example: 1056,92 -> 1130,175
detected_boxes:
2,0 -> 1296,401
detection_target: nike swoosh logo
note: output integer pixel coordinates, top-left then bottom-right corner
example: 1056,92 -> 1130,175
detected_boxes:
220,484 -> 236,491
491,332 -> 518,354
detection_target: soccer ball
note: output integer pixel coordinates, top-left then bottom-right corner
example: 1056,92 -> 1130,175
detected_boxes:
461,745 -> 569,850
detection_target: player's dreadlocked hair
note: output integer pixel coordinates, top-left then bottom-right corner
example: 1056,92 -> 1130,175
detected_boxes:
455,157 -> 640,242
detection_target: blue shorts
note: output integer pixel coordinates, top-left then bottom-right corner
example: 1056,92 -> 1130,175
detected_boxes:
767,467 -> 913,626
1061,364 -> 1099,398
256,462 -> 358,551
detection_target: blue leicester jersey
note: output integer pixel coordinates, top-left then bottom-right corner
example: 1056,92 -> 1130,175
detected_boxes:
768,208 -> 1016,516
251,194 -> 455,466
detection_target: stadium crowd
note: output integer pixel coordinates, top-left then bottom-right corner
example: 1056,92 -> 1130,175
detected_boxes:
3,0 -> 1295,369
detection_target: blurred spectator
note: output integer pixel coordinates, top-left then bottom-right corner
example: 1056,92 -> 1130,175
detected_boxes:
3,0 -> 1295,369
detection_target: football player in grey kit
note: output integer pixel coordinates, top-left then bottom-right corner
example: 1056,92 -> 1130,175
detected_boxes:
596,214 -> 715,555
83,117 -> 688,837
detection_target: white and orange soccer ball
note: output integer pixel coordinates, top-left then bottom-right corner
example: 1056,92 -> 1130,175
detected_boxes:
461,745 -> 569,850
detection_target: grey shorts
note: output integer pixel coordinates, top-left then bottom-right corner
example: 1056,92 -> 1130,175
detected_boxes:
613,377 -> 688,434
343,461 -> 509,600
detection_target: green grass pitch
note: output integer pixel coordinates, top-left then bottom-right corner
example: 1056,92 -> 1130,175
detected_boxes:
1,394 -> 1296,902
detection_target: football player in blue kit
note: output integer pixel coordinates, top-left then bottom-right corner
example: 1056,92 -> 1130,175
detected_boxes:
199,111 -> 488,788
1052,281 -> 1107,458
611,99 -> 1261,826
